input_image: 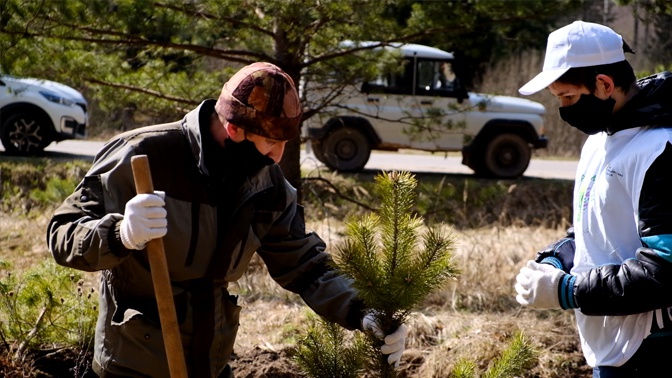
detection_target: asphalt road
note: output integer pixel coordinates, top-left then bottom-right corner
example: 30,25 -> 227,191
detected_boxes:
1,140 -> 578,181
302,149 -> 577,180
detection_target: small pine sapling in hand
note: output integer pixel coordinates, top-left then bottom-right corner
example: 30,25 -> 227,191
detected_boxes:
333,171 -> 459,377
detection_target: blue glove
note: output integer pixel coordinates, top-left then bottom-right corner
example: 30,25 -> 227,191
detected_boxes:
515,260 -> 578,310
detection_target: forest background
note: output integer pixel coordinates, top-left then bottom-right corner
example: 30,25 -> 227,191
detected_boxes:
2,1 -> 672,377
3,0 -> 672,185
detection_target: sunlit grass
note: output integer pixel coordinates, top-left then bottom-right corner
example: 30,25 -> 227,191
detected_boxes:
0,159 -> 585,377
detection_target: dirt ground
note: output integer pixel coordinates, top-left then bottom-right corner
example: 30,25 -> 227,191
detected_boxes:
230,348 -> 303,378
223,346 -> 428,378
0,346 -> 305,378
0,345 -> 432,378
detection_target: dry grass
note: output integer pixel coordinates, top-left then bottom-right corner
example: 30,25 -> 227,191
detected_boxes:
225,222 -> 589,377
1,210 -> 588,376
0,159 -> 589,376
0,214 -> 52,272
440,225 -> 556,313
0,212 -> 100,292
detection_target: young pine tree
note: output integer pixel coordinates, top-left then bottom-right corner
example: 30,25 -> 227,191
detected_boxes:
295,171 -> 458,377
293,314 -> 368,378
294,171 -> 538,377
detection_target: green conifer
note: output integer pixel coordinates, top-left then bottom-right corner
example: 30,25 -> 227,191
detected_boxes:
331,171 -> 457,377
293,314 -> 368,378
294,171 -> 537,377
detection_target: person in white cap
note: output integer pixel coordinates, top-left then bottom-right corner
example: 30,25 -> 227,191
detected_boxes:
514,20 -> 672,377
47,62 -> 407,378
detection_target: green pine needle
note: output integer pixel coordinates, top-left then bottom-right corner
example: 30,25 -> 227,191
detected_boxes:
451,358 -> 477,378
335,171 -> 458,313
483,331 -> 538,378
292,314 -> 367,378
331,171 -> 459,377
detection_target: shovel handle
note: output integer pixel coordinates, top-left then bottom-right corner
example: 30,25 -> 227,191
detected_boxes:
131,155 -> 188,378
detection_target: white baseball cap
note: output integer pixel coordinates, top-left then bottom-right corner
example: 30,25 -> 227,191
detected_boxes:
519,21 -> 628,95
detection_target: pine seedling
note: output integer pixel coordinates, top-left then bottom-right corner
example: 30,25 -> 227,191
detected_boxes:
451,358 -> 476,378
448,331 -> 538,378
292,313 -> 368,378
0,260 -> 98,361
482,331 -> 537,378
332,171 -> 459,377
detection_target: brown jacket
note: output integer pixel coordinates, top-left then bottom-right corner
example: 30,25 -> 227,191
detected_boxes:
47,100 -> 364,377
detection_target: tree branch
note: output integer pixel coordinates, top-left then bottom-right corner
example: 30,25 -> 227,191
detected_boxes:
302,176 -> 376,211
14,306 -> 48,361
0,27 -> 271,63
82,77 -> 200,106
152,1 -> 276,38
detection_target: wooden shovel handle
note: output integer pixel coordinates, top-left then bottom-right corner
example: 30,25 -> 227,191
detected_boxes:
130,155 -> 188,378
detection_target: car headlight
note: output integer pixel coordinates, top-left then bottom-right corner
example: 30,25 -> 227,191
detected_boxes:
39,90 -> 75,106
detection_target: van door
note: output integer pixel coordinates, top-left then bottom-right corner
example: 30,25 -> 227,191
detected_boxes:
359,58 -> 467,152
356,58 -> 415,149
406,59 -> 466,151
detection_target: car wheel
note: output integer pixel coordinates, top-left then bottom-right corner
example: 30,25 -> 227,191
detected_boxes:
482,133 -> 531,178
321,127 -> 371,172
1,113 -> 53,155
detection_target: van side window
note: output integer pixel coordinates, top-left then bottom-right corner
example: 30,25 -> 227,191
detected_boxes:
420,60 -> 459,97
361,58 -> 460,98
363,59 -> 413,95
436,62 -> 457,91
416,60 -> 436,95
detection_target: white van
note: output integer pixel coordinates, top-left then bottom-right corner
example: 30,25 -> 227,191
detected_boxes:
0,75 -> 88,155
302,42 -> 547,178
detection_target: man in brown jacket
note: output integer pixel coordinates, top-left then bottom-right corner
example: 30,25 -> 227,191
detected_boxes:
47,62 -> 406,377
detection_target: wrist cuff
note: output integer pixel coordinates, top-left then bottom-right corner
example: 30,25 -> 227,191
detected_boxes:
558,274 -> 578,310
109,220 -> 134,257
119,219 -> 146,250
540,257 -> 563,270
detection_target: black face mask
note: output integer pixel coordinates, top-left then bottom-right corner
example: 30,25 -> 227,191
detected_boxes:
202,135 -> 274,179
559,94 -> 616,135
219,138 -> 275,178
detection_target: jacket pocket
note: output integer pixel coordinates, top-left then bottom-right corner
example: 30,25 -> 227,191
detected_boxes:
108,306 -> 171,377
211,289 -> 241,375
113,293 -> 188,327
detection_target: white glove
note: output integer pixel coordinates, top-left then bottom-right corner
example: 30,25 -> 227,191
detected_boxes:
515,260 -> 572,309
362,313 -> 407,367
120,191 -> 167,250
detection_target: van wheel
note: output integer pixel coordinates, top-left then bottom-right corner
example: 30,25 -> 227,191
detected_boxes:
310,139 -> 327,164
481,133 -> 531,178
321,127 -> 371,172
1,113 -> 52,155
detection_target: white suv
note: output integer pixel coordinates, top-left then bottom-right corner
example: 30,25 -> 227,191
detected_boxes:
0,75 -> 88,155
303,43 -> 547,178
